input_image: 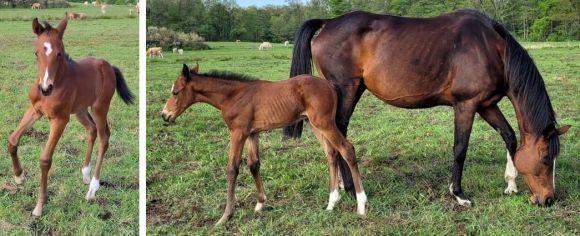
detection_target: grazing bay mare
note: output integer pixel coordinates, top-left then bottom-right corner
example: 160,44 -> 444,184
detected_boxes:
283,10 -> 570,206
161,64 -> 366,225
8,15 -> 134,216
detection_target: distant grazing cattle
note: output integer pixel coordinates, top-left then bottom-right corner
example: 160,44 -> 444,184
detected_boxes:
178,49 -> 183,55
31,3 -> 41,9
259,42 -> 272,50
172,48 -> 177,54
129,8 -> 134,16
101,3 -> 107,15
284,41 -> 289,47
84,1 -> 88,6
235,39 -> 241,44
92,1 -> 98,7
68,12 -> 87,20
147,47 -> 163,58
135,2 -> 140,14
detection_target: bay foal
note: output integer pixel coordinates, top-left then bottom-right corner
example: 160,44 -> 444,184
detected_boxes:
161,64 -> 366,225
8,15 -> 134,216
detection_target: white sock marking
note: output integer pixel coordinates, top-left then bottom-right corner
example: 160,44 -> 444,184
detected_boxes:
356,191 -> 367,215
43,42 -> 52,56
14,172 -> 25,185
326,190 -> 340,210
85,177 -> 100,200
504,151 -> 519,194
449,183 -> 471,206
81,164 -> 91,184
254,202 -> 263,212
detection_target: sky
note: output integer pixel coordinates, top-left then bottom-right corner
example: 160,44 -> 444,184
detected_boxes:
236,0 -> 295,7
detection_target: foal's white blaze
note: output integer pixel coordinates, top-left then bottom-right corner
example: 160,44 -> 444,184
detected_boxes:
14,172 -> 25,185
449,184 -> 471,206
85,177 -> 100,200
43,42 -> 52,56
326,190 -> 340,210
42,68 -> 49,88
504,151 -> 519,194
81,164 -> 91,184
356,191 -> 367,215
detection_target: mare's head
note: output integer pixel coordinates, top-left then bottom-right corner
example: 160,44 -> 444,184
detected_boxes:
161,63 -> 200,123
32,14 -> 68,96
514,124 -> 570,206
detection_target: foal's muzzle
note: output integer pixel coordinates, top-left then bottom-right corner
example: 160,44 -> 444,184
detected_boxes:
161,113 -> 175,124
39,84 -> 53,96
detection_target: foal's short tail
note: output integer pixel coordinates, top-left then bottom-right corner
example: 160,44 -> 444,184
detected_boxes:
282,18 -> 326,139
113,66 -> 135,105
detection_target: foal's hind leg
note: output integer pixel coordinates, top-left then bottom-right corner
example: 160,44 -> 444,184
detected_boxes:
310,118 -> 366,215
478,105 -> 518,194
76,110 -> 97,184
245,133 -> 267,212
8,107 -> 42,184
85,105 -> 111,200
312,127 -> 340,211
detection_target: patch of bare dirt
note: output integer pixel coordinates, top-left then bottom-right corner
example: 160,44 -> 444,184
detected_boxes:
0,182 -> 18,194
24,128 -> 48,140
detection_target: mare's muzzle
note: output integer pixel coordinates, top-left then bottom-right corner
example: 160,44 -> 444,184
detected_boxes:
39,84 -> 53,96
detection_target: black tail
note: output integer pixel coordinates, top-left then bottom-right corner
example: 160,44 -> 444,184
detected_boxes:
113,66 -> 135,105
282,19 -> 326,139
491,20 -> 560,158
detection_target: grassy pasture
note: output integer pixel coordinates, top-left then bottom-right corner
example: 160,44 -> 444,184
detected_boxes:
0,3 -> 138,22
0,7 -> 138,235
146,41 -> 578,235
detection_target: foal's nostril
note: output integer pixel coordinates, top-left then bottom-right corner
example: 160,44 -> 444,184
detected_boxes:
39,84 -> 53,96
544,197 -> 554,207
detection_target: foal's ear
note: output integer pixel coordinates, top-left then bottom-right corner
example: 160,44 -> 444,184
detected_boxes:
182,64 -> 191,81
191,63 -> 199,74
56,13 -> 68,39
32,18 -> 44,36
557,125 -> 571,136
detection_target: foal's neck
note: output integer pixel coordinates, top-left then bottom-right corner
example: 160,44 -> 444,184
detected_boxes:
193,76 -> 251,110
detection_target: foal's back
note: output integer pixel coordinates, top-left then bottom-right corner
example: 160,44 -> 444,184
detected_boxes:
227,75 -> 337,132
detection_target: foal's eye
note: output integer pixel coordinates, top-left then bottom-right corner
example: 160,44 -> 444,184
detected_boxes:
34,51 -> 38,57
172,90 -> 179,96
57,53 -> 62,59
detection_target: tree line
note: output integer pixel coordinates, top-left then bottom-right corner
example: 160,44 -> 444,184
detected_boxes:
146,0 -> 580,42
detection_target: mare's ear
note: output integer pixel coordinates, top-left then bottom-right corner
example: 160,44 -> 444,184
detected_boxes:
182,64 -> 191,81
191,63 -> 199,74
557,125 -> 571,136
56,13 -> 68,39
32,18 -> 44,36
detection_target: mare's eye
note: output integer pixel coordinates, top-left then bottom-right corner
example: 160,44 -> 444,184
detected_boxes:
57,53 -> 62,59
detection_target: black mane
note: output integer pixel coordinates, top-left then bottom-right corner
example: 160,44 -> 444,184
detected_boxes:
488,13 -> 560,159
198,70 -> 259,82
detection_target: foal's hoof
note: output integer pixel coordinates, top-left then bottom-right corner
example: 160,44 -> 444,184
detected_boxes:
254,202 -> 264,212
81,165 -> 91,185
85,178 -> 100,200
14,173 -> 25,185
32,205 -> 43,217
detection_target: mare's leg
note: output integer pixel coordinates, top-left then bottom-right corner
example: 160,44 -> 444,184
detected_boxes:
449,103 -> 477,206
76,110 -> 97,184
311,126 -> 340,211
245,133 -> 266,212
310,117 -> 366,215
478,104 -> 518,194
216,130 -> 247,225
8,107 -> 43,184
85,104 -> 111,200
32,116 -> 69,216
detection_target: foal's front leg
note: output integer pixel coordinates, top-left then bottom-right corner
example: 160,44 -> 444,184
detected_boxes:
8,107 -> 43,184
33,117 -> 69,216
216,130 -> 247,225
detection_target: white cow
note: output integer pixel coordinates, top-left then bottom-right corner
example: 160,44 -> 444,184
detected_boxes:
178,49 -> 184,55
259,42 -> 272,50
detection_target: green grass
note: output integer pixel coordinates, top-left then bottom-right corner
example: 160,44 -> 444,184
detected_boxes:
146,41 -> 579,235
0,8 -> 138,235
